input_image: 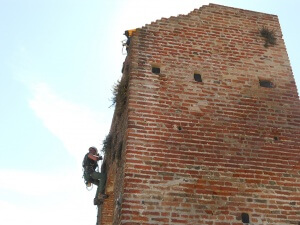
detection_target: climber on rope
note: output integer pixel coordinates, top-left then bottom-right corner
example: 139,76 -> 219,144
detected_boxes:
82,147 -> 108,205
122,29 -> 136,53
123,30 -> 131,53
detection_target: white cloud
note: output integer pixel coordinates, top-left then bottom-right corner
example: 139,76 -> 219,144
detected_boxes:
0,169 -> 98,225
28,83 -> 111,163
0,199 -> 97,225
0,169 -> 79,196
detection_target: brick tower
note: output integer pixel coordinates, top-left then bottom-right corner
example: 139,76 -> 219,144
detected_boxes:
98,4 -> 300,225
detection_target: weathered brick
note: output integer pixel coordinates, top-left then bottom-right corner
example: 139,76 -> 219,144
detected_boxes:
99,3 -> 300,225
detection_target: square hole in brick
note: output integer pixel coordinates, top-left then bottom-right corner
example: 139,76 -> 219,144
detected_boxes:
152,67 -> 160,74
259,79 -> 274,88
241,213 -> 250,223
194,73 -> 202,82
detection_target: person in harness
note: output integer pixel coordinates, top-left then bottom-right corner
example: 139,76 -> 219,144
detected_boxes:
82,147 -> 108,205
123,30 -> 131,53
122,29 -> 136,53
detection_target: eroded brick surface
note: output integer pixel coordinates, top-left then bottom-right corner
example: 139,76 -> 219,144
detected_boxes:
100,4 -> 300,225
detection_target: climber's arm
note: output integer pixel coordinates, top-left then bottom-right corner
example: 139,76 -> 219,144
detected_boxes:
88,153 -> 102,161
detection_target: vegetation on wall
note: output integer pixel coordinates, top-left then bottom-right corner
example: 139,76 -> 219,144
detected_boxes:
102,133 -> 113,153
260,26 -> 277,47
102,67 -> 130,162
117,141 -> 123,160
111,72 -> 129,116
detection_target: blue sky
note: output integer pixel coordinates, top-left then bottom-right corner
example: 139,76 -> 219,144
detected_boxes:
0,0 -> 299,224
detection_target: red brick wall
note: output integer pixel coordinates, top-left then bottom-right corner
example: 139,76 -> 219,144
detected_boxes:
105,4 -> 300,225
100,162 -> 116,225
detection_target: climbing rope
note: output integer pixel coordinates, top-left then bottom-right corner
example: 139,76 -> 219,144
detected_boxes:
82,167 -> 94,191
